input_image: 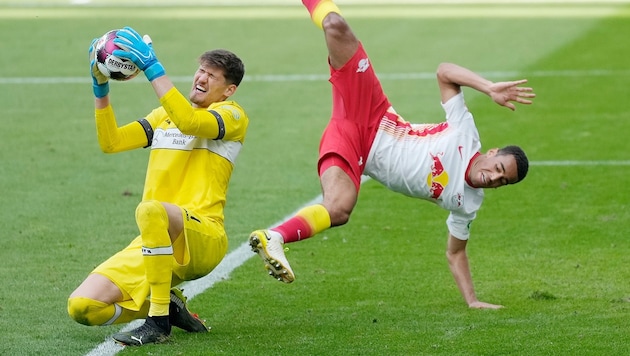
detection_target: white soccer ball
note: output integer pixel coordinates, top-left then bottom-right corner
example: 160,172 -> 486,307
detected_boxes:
94,29 -> 140,81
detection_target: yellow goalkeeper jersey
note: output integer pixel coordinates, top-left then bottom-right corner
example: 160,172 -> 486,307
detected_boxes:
95,87 -> 249,223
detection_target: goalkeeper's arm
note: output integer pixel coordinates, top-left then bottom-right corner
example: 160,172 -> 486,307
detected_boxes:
95,105 -> 150,153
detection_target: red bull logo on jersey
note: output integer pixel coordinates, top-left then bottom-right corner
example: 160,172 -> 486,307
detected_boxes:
426,152 -> 449,199
356,58 -> 370,73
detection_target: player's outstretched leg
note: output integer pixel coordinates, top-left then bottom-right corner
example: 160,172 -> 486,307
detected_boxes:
249,230 -> 295,283
169,287 -> 209,333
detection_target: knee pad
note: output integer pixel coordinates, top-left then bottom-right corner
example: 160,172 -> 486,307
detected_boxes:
135,200 -> 172,254
135,200 -> 167,233
67,297 -> 121,326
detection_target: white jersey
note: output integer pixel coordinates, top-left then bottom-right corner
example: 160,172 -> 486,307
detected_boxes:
364,92 -> 484,240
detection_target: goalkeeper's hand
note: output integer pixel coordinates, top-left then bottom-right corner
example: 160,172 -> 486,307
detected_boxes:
113,27 -> 165,82
89,38 -> 109,98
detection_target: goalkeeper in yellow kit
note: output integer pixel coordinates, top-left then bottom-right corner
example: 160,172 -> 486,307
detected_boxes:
67,27 -> 249,346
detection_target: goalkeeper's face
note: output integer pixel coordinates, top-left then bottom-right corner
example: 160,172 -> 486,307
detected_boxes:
189,64 -> 237,108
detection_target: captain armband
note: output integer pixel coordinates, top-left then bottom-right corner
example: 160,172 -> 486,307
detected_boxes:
208,110 -> 226,140
136,118 -> 154,148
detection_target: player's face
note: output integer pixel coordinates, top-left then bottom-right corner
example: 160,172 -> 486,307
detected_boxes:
469,149 -> 519,188
189,64 -> 236,108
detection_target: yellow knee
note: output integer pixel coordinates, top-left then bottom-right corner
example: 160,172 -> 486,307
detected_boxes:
135,200 -> 167,232
67,297 -> 115,326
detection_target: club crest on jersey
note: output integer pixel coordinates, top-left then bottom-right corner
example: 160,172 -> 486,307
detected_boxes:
357,58 -> 370,73
426,152 -> 449,199
218,105 -> 241,120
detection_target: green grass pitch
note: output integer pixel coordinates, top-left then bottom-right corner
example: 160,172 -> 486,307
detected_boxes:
1,1 -> 629,355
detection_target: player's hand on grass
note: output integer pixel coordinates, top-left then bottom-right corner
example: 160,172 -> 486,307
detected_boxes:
468,300 -> 504,309
113,27 -> 165,82
489,79 -> 535,111
89,38 -> 109,98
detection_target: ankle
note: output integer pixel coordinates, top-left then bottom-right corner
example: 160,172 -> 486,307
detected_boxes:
148,315 -> 171,334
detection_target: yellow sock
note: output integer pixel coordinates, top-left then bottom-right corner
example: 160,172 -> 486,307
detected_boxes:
309,0 -> 341,30
136,200 -> 173,317
299,204 -> 332,235
145,253 -> 172,317
275,204 -> 331,243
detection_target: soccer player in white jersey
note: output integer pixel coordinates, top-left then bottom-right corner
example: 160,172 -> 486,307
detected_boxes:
249,0 -> 534,309
67,27 -> 249,345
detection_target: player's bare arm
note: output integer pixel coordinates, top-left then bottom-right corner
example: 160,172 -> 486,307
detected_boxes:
446,234 -> 504,309
436,62 -> 493,103
436,62 -> 535,111
93,95 -> 109,110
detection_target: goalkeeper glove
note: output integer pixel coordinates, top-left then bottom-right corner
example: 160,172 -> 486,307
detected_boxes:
89,38 -> 109,98
113,27 -> 165,82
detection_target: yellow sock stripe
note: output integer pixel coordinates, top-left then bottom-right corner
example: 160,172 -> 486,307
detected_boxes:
311,0 -> 341,30
141,245 -> 174,255
297,204 -> 332,236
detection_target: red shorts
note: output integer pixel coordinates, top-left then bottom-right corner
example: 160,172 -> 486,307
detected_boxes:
318,43 -> 391,191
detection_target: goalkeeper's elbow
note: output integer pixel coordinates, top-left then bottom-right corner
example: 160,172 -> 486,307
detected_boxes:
96,136 -> 117,153
99,143 -> 117,154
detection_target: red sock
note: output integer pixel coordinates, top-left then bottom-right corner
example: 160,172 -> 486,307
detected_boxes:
272,216 -> 312,243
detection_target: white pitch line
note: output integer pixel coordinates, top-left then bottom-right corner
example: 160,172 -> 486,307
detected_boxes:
531,160 -> 630,166
83,159 -> 628,355
3,69 -> 630,85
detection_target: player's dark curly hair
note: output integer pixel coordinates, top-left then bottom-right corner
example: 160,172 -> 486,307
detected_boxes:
199,49 -> 245,86
498,145 -> 529,183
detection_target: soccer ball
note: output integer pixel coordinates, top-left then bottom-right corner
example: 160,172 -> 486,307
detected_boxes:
94,29 -> 140,81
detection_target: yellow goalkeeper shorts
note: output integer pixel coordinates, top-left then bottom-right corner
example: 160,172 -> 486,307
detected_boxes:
91,206 -> 228,311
